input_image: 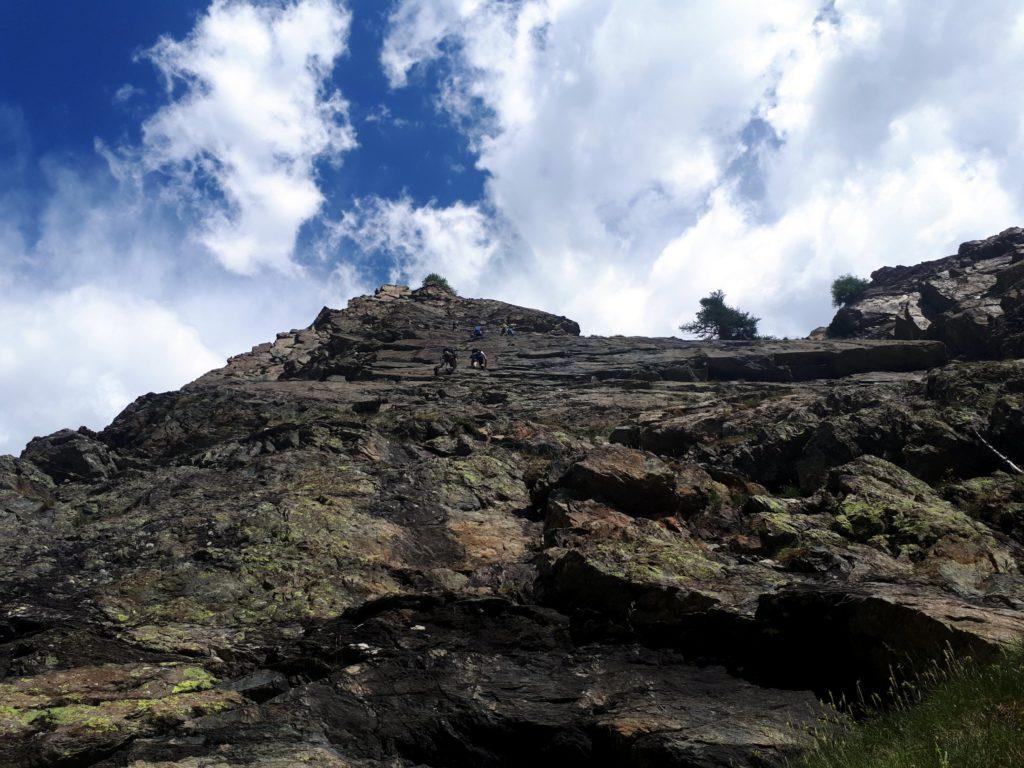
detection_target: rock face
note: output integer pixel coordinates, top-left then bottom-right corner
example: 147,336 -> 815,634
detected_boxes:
2,274 -> 1024,767
827,227 -> 1024,358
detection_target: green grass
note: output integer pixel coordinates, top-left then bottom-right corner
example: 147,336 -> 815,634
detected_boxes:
792,646 -> 1024,768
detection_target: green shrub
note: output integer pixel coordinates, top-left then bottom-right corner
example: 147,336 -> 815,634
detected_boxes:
421,273 -> 455,293
831,274 -> 871,307
680,290 -> 760,340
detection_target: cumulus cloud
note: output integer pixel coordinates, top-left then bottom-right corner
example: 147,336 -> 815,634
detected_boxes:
0,151 -> 366,456
141,0 -> 356,274
0,286 -> 222,455
380,0 -> 1024,335
653,147 -> 1020,337
0,163 -> 369,455
1,0 -> 370,455
336,196 -> 501,294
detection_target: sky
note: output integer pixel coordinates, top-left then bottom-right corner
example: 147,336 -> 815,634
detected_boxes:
3,0 -> 1024,455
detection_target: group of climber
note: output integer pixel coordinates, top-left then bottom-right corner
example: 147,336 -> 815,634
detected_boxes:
434,346 -> 486,375
434,320 -> 517,376
469,322 -> 516,339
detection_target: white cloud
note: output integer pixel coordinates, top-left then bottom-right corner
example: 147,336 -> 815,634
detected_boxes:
380,0 -> 1024,336
113,84 -> 145,104
336,196 -> 500,294
0,155 -> 370,456
0,286 -> 223,454
380,0 -> 469,89
653,146 -> 1019,337
140,0 -> 356,274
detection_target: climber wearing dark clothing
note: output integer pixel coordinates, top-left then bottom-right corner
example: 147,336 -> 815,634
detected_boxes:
434,347 -> 458,375
470,349 -> 488,370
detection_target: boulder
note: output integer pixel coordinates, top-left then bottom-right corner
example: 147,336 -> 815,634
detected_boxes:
21,428 -> 119,483
0,455 -> 54,494
0,662 -> 243,767
561,445 -> 681,516
752,584 -> 1024,695
543,489 -> 633,545
745,495 -> 804,550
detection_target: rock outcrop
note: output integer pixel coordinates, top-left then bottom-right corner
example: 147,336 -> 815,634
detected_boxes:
827,227 -> 1024,358
2,267 -> 1024,767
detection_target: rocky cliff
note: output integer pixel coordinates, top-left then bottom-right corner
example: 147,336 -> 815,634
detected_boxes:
826,227 -> 1024,358
2,261 -> 1024,767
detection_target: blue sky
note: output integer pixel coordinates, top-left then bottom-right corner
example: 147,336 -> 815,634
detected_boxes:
3,0 -> 1024,455
1,0 -> 484,277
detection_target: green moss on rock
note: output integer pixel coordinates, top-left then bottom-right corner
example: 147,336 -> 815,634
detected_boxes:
827,456 -> 996,559
170,667 -> 218,694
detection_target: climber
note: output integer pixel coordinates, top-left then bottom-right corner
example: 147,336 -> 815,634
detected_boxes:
434,347 -> 458,376
470,348 -> 488,370
472,325 -> 485,340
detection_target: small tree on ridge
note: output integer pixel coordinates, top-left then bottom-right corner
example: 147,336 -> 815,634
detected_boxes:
422,273 -> 455,294
680,290 -> 760,340
831,274 -> 870,307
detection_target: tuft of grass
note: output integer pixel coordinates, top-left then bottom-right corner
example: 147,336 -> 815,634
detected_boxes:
791,645 -> 1024,768
779,483 -> 805,498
